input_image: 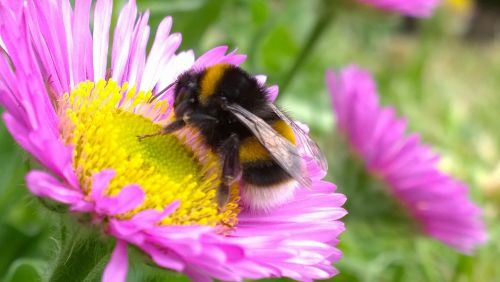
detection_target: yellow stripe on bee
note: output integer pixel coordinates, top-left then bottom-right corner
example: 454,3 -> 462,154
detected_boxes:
239,120 -> 296,163
272,119 -> 296,145
199,64 -> 230,104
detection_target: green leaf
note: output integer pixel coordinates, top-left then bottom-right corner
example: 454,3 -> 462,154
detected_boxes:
0,129 -> 28,219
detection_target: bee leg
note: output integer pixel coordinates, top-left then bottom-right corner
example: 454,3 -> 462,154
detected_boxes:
162,119 -> 186,133
217,134 -> 241,209
137,119 -> 186,141
184,113 -> 218,124
217,184 -> 230,209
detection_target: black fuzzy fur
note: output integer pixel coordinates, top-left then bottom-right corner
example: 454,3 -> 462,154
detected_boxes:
173,65 -> 294,188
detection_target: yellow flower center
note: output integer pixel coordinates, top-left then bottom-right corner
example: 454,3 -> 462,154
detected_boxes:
60,80 -> 239,228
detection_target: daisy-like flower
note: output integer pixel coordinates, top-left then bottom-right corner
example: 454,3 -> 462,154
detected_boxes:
0,1 -> 346,281
356,0 -> 442,18
326,65 -> 486,254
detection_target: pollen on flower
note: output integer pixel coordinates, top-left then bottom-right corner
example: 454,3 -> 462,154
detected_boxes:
61,80 -> 240,227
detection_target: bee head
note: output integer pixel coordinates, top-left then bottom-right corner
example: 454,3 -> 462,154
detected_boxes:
173,64 -> 235,118
173,71 -> 202,118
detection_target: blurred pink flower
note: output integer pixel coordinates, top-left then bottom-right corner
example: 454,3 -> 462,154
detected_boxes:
326,66 -> 486,254
0,0 -> 346,281
357,0 -> 441,17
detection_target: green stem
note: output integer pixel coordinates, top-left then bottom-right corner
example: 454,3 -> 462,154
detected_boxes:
278,0 -> 336,97
47,220 -> 113,282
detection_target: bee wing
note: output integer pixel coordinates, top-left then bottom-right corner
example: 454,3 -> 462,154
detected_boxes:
226,103 -> 311,187
268,103 -> 328,172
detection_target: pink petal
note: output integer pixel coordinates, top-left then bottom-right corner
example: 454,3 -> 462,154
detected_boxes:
91,170 -> 145,215
255,75 -> 267,84
193,46 -> 229,68
111,0 -> 138,83
103,240 -> 129,282
124,12 -> 150,87
109,201 -> 180,243
142,244 -> 185,271
96,184 -> 144,215
327,65 -> 487,253
26,171 -> 84,205
140,16 -> 179,90
93,0 -> 113,80
358,0 -> 441,18
154,49 -> 193,95
72,0 -> 93,82
193,46 -> 246,69
266,85 -> 279,102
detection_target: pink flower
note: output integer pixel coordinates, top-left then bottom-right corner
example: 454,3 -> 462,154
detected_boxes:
357,0 -> 441,17
326,65 -> 486,254
0,0 -> 346,281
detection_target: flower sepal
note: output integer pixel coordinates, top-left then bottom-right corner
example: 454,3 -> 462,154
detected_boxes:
37,197 -> 71,214
46,215 -> 191,282
46,218 -> 114,282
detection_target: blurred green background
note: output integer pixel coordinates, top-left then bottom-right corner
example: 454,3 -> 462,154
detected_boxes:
1,0 -> 500,281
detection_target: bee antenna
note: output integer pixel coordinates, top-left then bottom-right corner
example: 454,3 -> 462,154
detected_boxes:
137,132 -> 163,141
149,81 -> 176,103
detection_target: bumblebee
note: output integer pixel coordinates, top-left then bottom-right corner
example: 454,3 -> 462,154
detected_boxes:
142,64 -> 327,211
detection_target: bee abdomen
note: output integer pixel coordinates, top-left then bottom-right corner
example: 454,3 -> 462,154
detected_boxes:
240,160 -> 299,211
241,161 -> 298,211
241,161 -> 293,186
238,119 -> 296,163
